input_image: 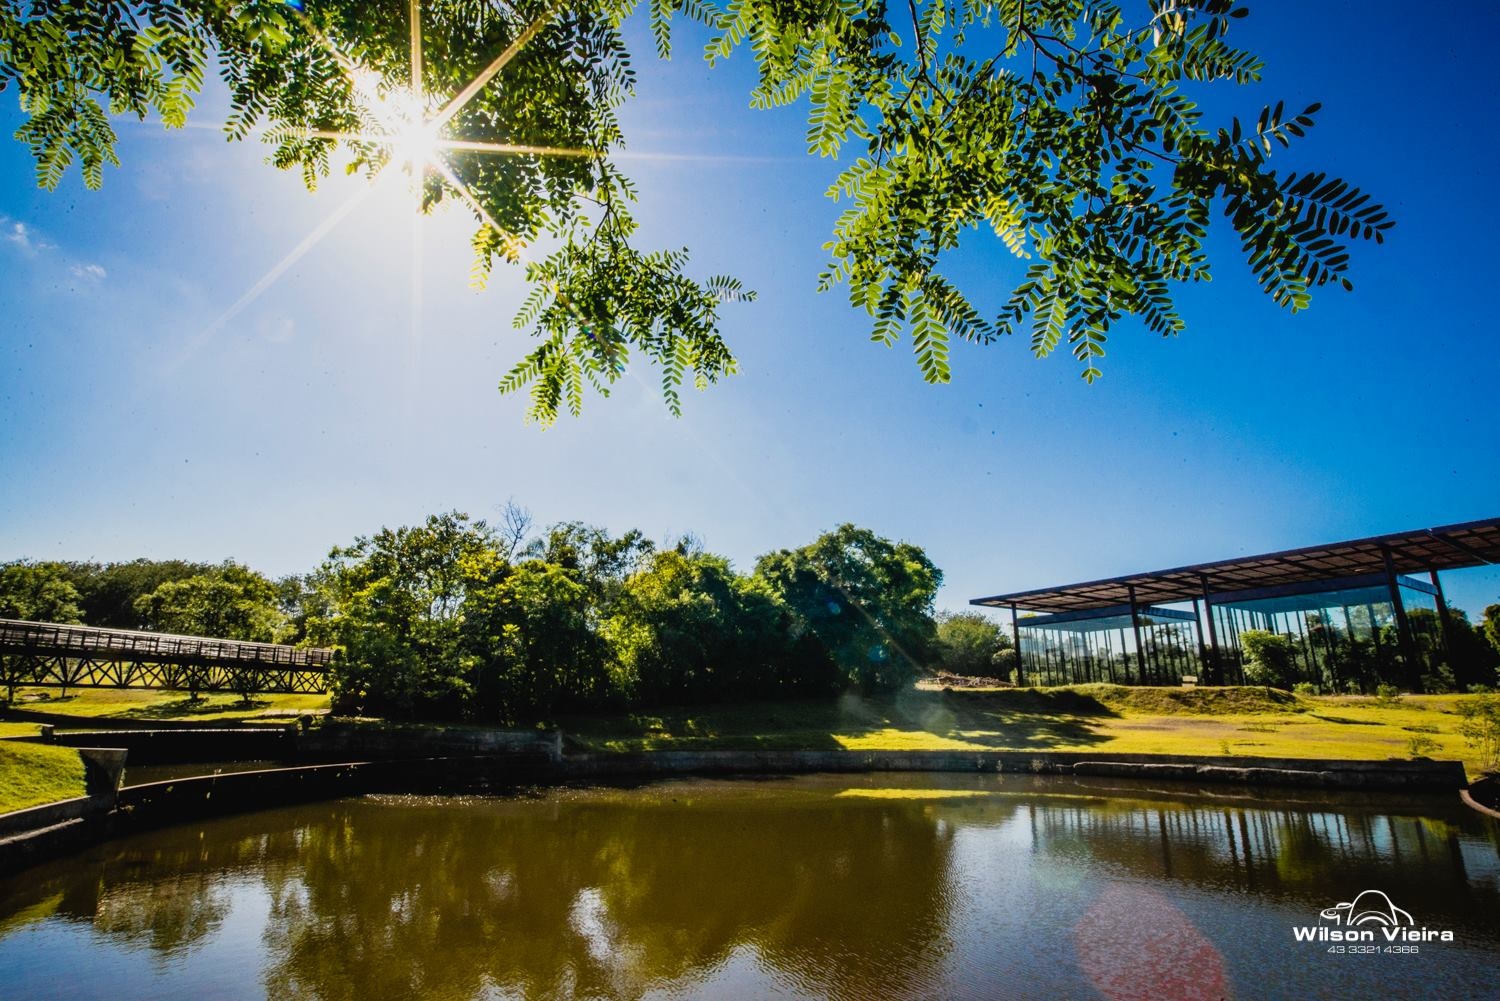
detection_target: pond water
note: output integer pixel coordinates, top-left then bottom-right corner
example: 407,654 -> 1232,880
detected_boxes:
0,772 -> 1496,1000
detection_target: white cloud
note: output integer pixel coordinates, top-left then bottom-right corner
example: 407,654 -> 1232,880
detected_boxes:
70,263 -> 107,282
0,215 -> 57,255
3,218 -> 34,252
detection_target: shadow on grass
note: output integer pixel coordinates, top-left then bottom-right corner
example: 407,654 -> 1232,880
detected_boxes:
562,688 -> 1121,753
1307,714 -> 1380,727
115,696 -> 269,720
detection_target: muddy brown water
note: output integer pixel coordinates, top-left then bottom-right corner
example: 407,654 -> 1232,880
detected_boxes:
0,772 -> 1496,1000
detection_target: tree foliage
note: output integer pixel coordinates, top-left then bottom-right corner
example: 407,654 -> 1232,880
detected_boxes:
1238,628 -> 1294,689
1,1 -> 1388,420
464,558 -> 618,723
754,523 -> 940,691
133,561 -> 285,639
61,558 -> 215,628
302,512 -> 934,719
605,549 -> 814,703
0,560 -> 84,623
308,511 -> 499,716
1484,604 -> 1500,659
933,610 -> 1012,677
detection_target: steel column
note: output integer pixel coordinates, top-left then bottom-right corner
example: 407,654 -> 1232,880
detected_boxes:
1198,573 -> 1222,684
1128,584 -> 1146,686
1381,545 -> 1422,692
1009,603 -> 1022,686
1430,569 -> 1456,669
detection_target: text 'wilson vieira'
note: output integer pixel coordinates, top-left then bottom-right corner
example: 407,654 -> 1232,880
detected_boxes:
1292,927 -> 1454,942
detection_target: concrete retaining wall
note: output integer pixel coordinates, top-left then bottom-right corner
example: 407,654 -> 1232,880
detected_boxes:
553,749 -> 1468,792
40,727 -> 295,764
299,724 -> 561,763
23,722 -> 559,766
0,707 -> 275,730
0,794 -> 114,839
1461,776 -> 1500,819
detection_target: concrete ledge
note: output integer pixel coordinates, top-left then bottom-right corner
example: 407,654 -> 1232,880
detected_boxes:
32,727 -> 294,765
78,747 -> 128,794
0,817 -> 103,874
553,749 -> 1468,791
0,794 -> 114,839
300,724 -> 561,762
0,707 -> 268,730
1460,776 -> 1500,820
114,761 -> 377,829
20,722 -> 559,766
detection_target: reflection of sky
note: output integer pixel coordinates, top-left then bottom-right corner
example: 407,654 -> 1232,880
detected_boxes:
0,876 -> 275,1000
0,9 -> 1498,619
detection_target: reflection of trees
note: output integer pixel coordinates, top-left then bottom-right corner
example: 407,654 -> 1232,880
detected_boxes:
92,874 -> 233,959
258,788 -> 957,1001
1030,790 -> 1500,931
3,778 -> 1498,999
0,822 -> 305,958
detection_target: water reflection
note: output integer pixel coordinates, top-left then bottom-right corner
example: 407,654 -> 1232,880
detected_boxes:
0,773 -> 1496,1001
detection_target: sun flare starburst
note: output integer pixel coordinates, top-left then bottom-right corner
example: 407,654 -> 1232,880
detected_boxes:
186,0 -> 594,360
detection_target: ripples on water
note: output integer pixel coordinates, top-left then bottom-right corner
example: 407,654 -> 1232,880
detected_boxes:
0,772 -> 1495,1000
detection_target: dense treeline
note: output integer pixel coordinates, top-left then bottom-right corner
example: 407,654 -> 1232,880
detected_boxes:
0,513 -> 944,723
302,514 -> 941,722
8,519 -> 1500,717
0,557 -> 287,639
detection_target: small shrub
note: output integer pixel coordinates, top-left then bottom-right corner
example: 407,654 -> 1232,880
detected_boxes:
1406,734 -> 1439,758
1218,740 -> 1232,757
1375,683 -> 1402,705
1239,630 -> 1297,689
1468,684 -> 1495,695
1343,679 -> 1362,695
1420,663 -> 1458,694
1293,682 -> 1319,696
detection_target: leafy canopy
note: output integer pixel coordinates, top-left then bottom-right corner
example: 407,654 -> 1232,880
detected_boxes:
133,561 -> 285,640
754,523 -> 941,691
1,1 -> 1389,420
934,610 -> 1012,677
0,561 -> 84,623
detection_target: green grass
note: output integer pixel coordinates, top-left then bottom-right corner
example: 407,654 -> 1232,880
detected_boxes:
0,722 -> 43,738
0,741 -> 87,814
560,686 -> 1495,780
5,687 -> 329,725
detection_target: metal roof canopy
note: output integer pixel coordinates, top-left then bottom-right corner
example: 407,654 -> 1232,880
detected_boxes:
971,517 -> 1500,614
1019,604 -> 1197,633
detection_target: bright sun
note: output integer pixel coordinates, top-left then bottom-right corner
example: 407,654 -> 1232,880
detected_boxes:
388,117 -> 438,174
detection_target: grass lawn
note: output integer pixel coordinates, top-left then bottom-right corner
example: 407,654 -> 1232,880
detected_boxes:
3,687 -> 330,726
561,685 -> 1496,780
0,742 -> 87,814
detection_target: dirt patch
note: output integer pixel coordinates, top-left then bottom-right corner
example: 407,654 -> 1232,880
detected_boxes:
924,672 -> 1013,689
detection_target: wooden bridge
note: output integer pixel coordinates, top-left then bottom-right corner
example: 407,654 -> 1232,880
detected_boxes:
0,618 -> 332,696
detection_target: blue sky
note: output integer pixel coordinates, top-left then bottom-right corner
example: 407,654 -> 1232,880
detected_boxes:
1,2 -> 1497,618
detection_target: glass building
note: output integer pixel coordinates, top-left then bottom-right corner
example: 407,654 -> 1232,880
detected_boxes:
1017,605 -> 1199,686
973,517 -> 1500,692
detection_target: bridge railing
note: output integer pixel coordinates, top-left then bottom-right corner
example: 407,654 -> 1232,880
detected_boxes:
0,618 -> 335,669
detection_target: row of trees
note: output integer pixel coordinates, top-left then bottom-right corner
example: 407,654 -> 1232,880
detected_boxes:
1237,606 -> 1500,694
305,515 -> 942,722
0,558 -> 290,641
2,514 -> 946,722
